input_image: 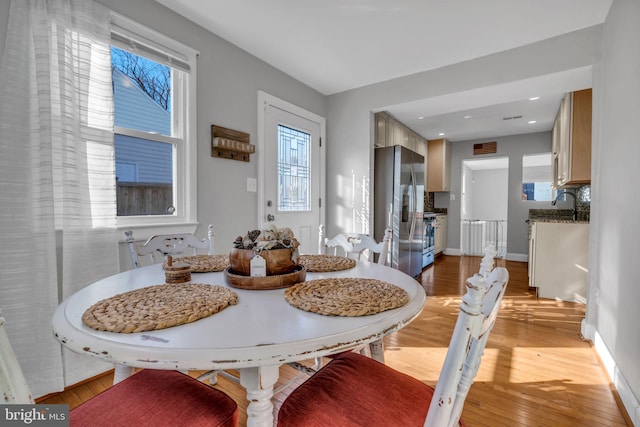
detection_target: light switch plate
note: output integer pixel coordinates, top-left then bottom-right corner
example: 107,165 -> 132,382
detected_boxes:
450,193 -> 455,201
247,178 -> 257,192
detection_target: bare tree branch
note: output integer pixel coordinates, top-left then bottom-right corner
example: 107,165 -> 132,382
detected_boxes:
112,48 -> 171,111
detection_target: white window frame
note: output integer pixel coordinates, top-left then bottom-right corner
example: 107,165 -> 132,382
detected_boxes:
110,13 -> 199,239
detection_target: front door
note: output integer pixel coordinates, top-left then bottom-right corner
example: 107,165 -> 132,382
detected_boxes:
258,92 -> 325,254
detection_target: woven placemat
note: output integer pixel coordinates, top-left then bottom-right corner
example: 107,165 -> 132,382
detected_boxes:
169,255 -> 229,272
298,254 -> 356,272
284,278 -> 408,317
82,283 -> 238,333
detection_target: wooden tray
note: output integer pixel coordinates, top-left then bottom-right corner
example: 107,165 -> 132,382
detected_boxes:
223,265 -> 306,290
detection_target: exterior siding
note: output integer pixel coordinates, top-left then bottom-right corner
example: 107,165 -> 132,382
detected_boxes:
113,68 -> 172,184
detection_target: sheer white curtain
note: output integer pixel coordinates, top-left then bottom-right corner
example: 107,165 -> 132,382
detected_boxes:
0,0 -> 119,396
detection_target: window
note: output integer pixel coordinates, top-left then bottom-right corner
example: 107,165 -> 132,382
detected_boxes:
111,13 -> 198,228
522,153 -> 556,201
277,125 -> 311,212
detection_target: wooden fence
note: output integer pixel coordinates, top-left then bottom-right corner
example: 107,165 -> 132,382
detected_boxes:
117,182 -> 173,216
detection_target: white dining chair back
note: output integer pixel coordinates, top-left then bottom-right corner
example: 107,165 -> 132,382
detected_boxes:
478,244 -> 497,278
0,312 -> 33,404
276,248 -> 509,427
425,265 -> 509,427
321,227 -> 392,265
125,225 -> 214,269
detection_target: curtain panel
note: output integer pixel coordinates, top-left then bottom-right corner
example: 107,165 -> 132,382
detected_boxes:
0,0 -> 120,396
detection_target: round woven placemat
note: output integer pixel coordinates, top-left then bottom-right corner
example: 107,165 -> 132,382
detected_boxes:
298,254 -> 356,272
284,278 -> 408,317
82,283 -> 238,333
169,255 -> 229,272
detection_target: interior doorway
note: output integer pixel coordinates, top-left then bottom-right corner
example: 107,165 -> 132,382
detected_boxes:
460,157 -> 509,257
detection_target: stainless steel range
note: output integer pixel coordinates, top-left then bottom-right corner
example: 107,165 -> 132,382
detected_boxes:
422,213 -> 436,268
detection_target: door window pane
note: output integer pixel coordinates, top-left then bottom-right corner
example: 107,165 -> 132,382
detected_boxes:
278,125 -> 310,211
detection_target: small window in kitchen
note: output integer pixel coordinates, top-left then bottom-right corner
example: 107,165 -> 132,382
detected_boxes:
522,153 -> 556,201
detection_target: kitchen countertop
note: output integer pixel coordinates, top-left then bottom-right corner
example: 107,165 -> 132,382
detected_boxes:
528,208 -> 590,223
528,218 -> 589,224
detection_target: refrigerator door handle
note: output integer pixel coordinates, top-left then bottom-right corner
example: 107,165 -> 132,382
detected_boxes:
408,164 -> 416,243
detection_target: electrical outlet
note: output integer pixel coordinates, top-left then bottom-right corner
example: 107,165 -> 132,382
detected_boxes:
247,178 -> 257,192
450,193 -> 455,201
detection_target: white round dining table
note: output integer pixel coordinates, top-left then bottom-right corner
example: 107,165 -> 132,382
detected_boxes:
52,260 -> 426,427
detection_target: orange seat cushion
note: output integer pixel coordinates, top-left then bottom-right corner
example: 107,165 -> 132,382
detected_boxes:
70,369 -> 238,427
277,351 -> 465,427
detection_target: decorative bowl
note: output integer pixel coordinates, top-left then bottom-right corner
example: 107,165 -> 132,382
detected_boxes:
228,248 -> 297,276
224,265 -> 306,290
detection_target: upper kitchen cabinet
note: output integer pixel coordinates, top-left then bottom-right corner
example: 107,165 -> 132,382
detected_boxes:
374,112 -> 407,148
374,112 -> 426,153
552,89 -> 592,187
388,116 -> 409,147
427,138 -> 451,192
374,112 -> 389,148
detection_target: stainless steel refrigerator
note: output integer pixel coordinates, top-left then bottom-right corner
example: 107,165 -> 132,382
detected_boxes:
374,145 -> 424,277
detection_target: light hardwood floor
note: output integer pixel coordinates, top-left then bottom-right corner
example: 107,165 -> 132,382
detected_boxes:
40,255 -> 631,426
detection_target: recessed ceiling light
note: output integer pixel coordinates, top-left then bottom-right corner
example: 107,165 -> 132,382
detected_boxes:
438,132 -> 445,136
529,96 -> 540,101
463,115 -> 472,119
528,120 -> 537,124
418,116 -> 424,120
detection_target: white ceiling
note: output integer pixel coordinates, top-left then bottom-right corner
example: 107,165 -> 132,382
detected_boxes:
155,0 -> 612,142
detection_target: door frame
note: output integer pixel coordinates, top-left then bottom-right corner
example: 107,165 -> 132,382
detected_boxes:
257,91 -> 326,238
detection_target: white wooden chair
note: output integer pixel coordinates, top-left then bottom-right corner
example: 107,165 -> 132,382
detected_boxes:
276,252 -> 509,427
320,225 -> 392,265
118,226 -> 215,382
124,226 -> 240,387
125,225 -> 214,269
0,310 -> 238,426
319,226 -> 393,361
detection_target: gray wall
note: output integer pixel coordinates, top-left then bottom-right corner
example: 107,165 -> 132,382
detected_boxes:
325,25 -> 602,241
586,0 -> 640,421
437,132 -> 552,259
97,0 -> 327,249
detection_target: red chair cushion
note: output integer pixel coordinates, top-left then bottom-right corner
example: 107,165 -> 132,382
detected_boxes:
70,369 -> 238,427
277,351 -> 465,427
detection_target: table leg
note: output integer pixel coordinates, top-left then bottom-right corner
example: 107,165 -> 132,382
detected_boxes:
239,365 -> 280,427
113,364 -> 134,384
369,339 -> 385,363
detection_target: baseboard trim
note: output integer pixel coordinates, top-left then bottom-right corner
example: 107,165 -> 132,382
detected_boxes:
505,252 -> 528,262
587,328 -> 638,426
442,249 -> 528,263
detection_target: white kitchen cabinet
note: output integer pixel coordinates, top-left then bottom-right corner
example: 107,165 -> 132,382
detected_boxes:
552,89 -> 592,187
374,112 -> 389,148
375,112 -> 427,157
427,138 -> 451,192
387,116 -> 407,147
528,221 -> 589,303
434,215 -> 447,255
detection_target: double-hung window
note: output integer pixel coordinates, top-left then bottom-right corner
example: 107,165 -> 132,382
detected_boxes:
110,13 -> 198,231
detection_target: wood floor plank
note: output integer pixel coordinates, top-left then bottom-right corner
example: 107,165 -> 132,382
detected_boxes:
38,255 -> 631,426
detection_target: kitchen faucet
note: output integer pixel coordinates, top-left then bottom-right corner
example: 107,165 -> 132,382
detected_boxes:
552,190 -> 578,221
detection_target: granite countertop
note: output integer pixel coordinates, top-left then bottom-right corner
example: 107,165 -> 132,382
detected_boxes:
528,208 -> 590,224
528,218 -> 590,224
